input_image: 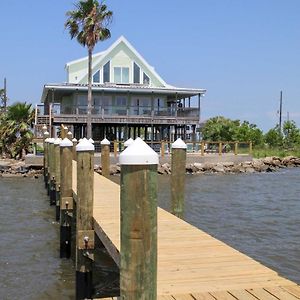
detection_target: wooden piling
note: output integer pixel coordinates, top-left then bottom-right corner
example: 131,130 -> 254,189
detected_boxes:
76,139 -> 95,300
113,140 -> 118,158
67,131 -> 73,141
43,131 -> 50,188
119,137 -> 158,300
235,142 -> 238,155
48,138 -> 56,205
54,138 -> 61,221
101,138 -> 110,178
161,141 -> 165,158
201,141 -> 205,156
218,142 -> 222,156
249,141 -> 253,155
171,138 -> 187,219
60,138 -> 73,259
72,138 -> 78,161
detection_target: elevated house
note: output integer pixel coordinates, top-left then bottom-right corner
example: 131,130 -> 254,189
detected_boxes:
36,36 -> 206,143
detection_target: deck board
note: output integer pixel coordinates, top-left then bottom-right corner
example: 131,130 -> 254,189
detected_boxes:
72,161 -> 298,299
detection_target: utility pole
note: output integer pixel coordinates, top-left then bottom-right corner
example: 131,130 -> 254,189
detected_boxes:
279,90 -> 283,133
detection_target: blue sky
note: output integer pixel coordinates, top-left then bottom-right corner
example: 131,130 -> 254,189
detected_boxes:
0,0 -> 299,131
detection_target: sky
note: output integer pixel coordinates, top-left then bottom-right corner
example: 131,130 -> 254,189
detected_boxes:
0,0 -> 300,132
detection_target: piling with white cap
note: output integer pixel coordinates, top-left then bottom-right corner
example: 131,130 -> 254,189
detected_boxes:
75,138 -> 95,299
124,137 -> 134,148
119,137 -> 158,299
59,137 -> 73,258
72,138 -> 78,160
67,131 -> 73,141
101,138 -> 110,177
171,138 -> 187,218
54,138 -> 62,220
48,138 -> 56,205
43,131 -> 50,187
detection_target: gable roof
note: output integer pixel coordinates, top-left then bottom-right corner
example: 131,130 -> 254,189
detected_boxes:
66,36 -> 169,87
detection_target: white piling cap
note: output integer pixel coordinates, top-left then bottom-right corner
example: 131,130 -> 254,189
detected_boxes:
172,138 -> 187,149
48,138 -> 55,144
79,138 -> 83,142
43,131 -> 49,136
124,138 -> 134,147
42,124 -> 47,130
67,131 -> 72,135
72,138 -> 78,142
54,138 -> 61,145
119,137 -> 158,165
45,138 -> 50,143
101,138 -> 110,145
60,137 -> 73,147
89,138 -> 95,144
76,138 -> 95,152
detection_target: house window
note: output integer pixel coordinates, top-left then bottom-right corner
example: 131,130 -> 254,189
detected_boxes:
103,61 -> 110,83
115,96 -> 127,106
93,70 -> 100,83
114,67 -> 129,84
143,72 -> 150,85
134,62 -> 140,84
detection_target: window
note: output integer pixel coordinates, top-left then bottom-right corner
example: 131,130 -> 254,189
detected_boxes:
114,67 -> 130,84
143,72 -> 150,85
134,62 -> 140,83
115,96 -> 127,106
93,70 -> 100,83
103,61 -> 110,83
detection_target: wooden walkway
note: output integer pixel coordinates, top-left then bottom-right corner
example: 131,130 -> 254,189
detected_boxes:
72,162 -> 300,299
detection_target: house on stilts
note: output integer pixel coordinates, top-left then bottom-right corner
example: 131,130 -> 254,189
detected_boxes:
36,36 -> 206,144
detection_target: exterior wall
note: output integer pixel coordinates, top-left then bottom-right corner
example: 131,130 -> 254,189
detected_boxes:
67,40 -> 165,87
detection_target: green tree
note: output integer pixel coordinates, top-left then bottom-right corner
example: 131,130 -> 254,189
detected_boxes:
0,102 -> 35,159
234,121 -> 264,146
282,120 -> 300,148
65,0 -> 112,138
264,125 -> 283,147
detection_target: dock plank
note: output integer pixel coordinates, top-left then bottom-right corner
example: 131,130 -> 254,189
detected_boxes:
72,161 -> 299,298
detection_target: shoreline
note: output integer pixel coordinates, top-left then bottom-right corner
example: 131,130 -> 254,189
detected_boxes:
1,156 -> 300,178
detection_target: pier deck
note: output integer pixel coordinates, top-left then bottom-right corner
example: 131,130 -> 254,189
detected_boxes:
72,162 -> 299,299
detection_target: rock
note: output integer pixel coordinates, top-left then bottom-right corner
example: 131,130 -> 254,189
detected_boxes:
202,163 -> 214,171
157,165 -> 166,175
161,163 -> 171,174
193,163 -> 204,171
186,164 -> 197,173
212,164 -> 225,173
245,167 -> 255,173
110,165 -> 119,175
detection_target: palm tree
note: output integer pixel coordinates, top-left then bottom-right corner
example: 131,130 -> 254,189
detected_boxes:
0,102 -> 35,159
65,0 -> 112,138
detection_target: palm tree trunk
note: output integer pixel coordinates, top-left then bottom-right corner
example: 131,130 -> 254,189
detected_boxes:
87,47 -> 93,139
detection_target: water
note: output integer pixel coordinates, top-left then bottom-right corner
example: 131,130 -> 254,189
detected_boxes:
0,168 -> 300,299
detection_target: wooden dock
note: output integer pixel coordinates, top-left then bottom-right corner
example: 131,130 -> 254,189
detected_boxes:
72,161 -> 300,299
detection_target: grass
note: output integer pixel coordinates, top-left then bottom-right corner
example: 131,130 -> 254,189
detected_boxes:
252,147 -> 300,159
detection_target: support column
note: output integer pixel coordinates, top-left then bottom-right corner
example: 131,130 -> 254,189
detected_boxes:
60,138 -> 73,258
43,130 -> 50,189
171,138 -> 187,219
48,138 -> 56,205
101,138 -> 110,178
54,138 -> 62,221
119,138 -> 158,300
76,139 -> 95,300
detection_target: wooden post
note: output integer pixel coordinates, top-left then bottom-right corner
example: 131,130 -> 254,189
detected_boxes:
72,138 -> 78,161
201,141 -> 205,156
161,141 -> 165,158
113,140 -> 118,158
234,142 -> 238,155
48,138 -> 56,205
171,138 -> 187,219
43,131 -> 50,189
60,138 -> 73,258
76,139 -> 95,300
67,131 -> 73,141
54,138 -> 62,221
101,138 -> 110,178
249,141 -> 253,155
219,142 -> 222,156
119,137 -> 158,300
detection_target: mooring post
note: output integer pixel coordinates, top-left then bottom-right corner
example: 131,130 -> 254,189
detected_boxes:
219,142 -> 222,156
249,141 -> 253,155
161,140 -> 165,158
171,138 -> 187,219
76,138 -> 95,300
119,137 -> 158,300
48,138 -> 56,205
201,141 -> 205,156
60,138 -> 73,259
54,138 -> 62,221
67,131 -> 73,141
43,131 -> 50,188
101,138 -> 110,178
113,140 -> 118,158
234,142 -> 238,155
72,138 -> 78,161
